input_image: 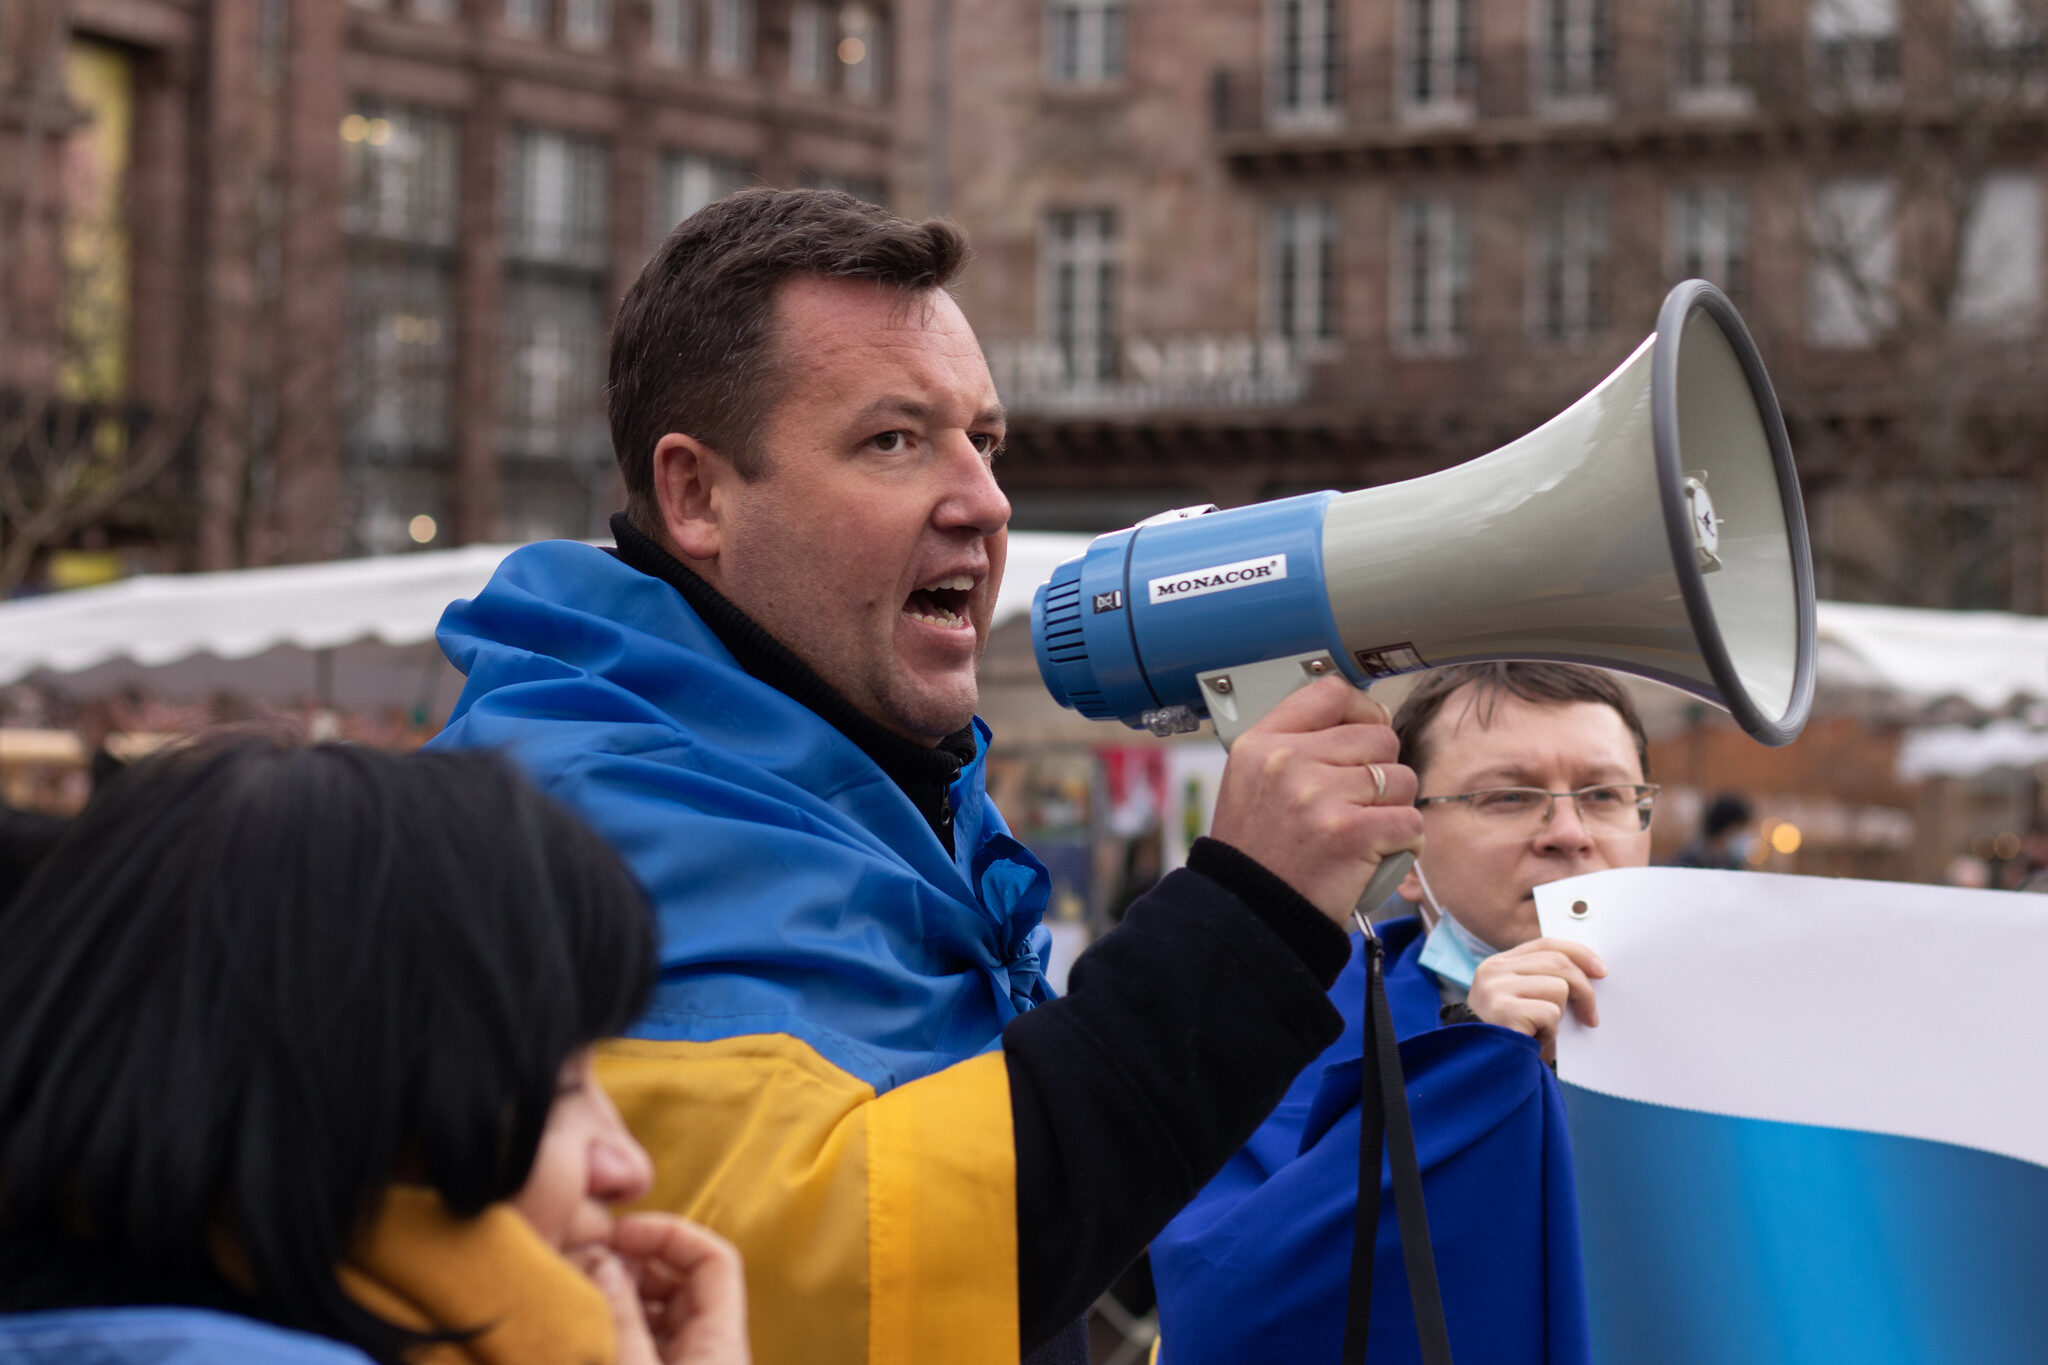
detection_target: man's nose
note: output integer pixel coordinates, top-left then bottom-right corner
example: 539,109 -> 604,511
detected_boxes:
1536,794 -> 1597,854
936,435 -> 1010,536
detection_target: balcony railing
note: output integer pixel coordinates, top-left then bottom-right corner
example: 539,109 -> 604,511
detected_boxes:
1211,34 -> 2044,143
984,334 -> 1323,416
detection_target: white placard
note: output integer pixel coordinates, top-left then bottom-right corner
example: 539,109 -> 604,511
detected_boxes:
1536,866 -> 2048,1168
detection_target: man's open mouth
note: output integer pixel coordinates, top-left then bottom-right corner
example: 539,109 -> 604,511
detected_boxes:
905,575 -> 975,629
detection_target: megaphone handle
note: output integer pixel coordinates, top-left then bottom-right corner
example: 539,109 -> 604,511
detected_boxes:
1353,849 -> 1417,928
1197,651 -> 1348,749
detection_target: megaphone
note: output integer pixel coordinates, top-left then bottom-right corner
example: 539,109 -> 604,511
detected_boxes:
1031,279 -> 1816,751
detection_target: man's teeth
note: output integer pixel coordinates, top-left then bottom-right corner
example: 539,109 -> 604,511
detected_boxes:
906,574 -> 975,628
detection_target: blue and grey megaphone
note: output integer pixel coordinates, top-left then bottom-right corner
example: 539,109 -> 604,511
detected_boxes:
1031,280 -> 1817,752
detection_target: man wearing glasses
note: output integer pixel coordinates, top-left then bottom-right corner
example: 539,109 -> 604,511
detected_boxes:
1394,663 -> 1652,1059
1151,662 -> 1653,1365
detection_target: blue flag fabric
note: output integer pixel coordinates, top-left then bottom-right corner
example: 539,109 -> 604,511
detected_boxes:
1153,917 -> 1591,1365
429,540 -> 1054,1092
1532,866 -> 2048,1365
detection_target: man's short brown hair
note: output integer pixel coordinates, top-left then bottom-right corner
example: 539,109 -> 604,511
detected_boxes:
1391,662 -> 1651,786
607,187 -> 969,530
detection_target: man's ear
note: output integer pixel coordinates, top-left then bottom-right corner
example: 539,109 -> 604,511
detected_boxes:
1397,860 -> 1425,910
651,432 -> 727,562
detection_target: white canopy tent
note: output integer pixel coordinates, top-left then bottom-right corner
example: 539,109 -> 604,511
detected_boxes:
0,535 -> 1095,716
1813,600 -> 2048,721
4,545 -> 2047,765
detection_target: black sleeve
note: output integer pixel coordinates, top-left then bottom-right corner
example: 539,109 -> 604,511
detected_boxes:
1005,837 -> 1352,1351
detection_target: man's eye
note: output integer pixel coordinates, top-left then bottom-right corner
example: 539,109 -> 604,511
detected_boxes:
1580,786 -> 1629,808
1474,790 -> 1537,812
970,432 -> 1003,457
872,431 -> 908,453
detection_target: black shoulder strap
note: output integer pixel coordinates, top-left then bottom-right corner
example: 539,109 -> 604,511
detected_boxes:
1341,927 -> 1455,1365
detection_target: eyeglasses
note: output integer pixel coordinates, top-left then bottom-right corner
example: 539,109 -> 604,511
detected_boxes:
1415,784 -> 1660,839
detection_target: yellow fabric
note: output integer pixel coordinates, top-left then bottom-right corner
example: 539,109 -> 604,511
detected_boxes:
867,1050 -> 1017,1361
597,1036 -> 1017,1365
341,1185 -> 616,1365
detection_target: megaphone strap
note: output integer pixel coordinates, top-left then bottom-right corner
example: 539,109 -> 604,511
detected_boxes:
1342,930 -> 1456,1365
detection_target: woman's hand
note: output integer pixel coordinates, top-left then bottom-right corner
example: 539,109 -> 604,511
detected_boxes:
582,1214 -> 751,1365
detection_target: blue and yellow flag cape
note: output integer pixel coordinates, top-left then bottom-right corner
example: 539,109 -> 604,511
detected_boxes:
432,541 -> 1053,1364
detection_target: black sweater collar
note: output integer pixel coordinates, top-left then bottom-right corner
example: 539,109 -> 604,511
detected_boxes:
609,514 -> 978,847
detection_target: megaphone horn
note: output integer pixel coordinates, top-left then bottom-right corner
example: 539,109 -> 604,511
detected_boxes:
1031,279 -> 1817,749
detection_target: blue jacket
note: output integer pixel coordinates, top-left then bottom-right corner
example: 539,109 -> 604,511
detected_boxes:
1152,916 -> 1591,1365
0,1307 -> 369,1365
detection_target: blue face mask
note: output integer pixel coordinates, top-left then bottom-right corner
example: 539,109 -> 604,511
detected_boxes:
1412,865 -> 1499,992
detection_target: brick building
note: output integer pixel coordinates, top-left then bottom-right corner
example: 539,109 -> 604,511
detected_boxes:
895,0 -> 2048,614
1,0 -> 893,582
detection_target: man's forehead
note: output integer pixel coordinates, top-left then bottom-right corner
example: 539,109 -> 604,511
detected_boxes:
765,279 -> 988,390
1419,687 -> 1640,780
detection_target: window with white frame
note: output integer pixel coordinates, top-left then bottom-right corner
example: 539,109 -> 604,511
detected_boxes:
1954,0 -> 2047,93
1046,0 -> 1125,86
344,256 -> 455,462
1268,0 -> 1340,129
564,0 -> 612,48
504,128 -> 610,268
342,102 -> 460,246
840,4 -> 884,100
709,0 -> 754,74
503,0 -> 546,36
1265,201 -> 1338,343
650,0 -> 695,62
652,151 -> 751,245
1668,185 -> 1749,305
1399,0 -> 1475,122
1807,177 -> 1896,347
1529,191 -> 1609,343
1674,0 -> 1752,107
1534,0 -> 1610,108
1810,0 -> 1899,104
340,103 -> 460,534
1954,170 -> 2041,331
1041,208 -> 1120,384
1390,197 -> 1470,355
501,128 -> 612,469
790,2 -> 829,87
499,275 -> 609,461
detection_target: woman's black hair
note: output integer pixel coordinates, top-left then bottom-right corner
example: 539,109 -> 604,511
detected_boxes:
0,802 -> 68,915
0,734 -> 655,1362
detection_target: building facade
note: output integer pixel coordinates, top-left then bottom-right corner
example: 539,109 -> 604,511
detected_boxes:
897,0 -> 2048,613
1,0 -> 894,584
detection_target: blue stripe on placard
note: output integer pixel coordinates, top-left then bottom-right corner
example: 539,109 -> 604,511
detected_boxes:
1563,1081 -> 2048,1365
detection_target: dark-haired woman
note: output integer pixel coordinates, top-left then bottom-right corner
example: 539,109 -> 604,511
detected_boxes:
0,736 -> 750,1365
